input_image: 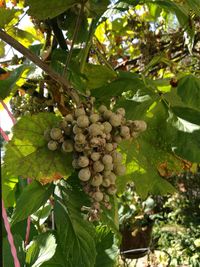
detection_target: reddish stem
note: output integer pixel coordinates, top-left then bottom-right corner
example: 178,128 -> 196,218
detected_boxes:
25,178 -> 32,247
0,100 -> 16,124
0,127 -> 10,142
2,200 -> 21,267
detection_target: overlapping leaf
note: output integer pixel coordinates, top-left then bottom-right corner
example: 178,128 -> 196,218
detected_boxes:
26,233 -> 57,267
25,0 -> 80,20
11,181 -> 53,225
54,180 -> 96,267
3,113 -> 73,182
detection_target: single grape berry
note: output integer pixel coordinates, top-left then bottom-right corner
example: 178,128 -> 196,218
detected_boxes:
90,113 -> 100,123
105,143 -> 113,152
103,110 -> 113,120
109,114 -> 121,127
74,108 -> 86,117
93,161 -> 104,172
116,108 -> 125,117
107,185 -> 117,195
91,152 -> 101,161
113,164 -> 126,176
74,133 -> 86,145
102,154 -> 113,165
77,115 -> 90,128
62,140 -> 74,152
131,120 -> 147,132
78,156 -> 89,168
50,128 -> 63,140
120,126 -> 130,138
102,178 -> 111,187
48,140 -> 58,151
73,125 -> 82,134
93,191 -> 104,202
78,168 -> 91,181
98,105 -> 107,113
88,124 -> 102,136
65,114 -> 74,122
112,151 -> 123,163
103,122 -> 112,134
91,174 -> 103,186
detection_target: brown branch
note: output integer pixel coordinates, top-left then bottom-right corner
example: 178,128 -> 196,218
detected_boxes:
0,28 -> 79,104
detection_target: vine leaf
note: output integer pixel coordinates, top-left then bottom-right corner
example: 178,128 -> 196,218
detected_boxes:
25,0 -> 80,20
54,180 -> 96,267
0,65 -> 25,100
177,75 -> 200,110
3,234 -> 25,267
0,8 -> 18,28
26,233 -> 57,267
11,180 -> 53,225
3,113 -> 73,183
94,226 -> 118,267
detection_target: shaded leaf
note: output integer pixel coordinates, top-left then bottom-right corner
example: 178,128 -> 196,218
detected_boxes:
25,0 -> 79,20
92,75 -> 146,102
173,130 -> 200,163
177,75 -> 200,110
95,226 -> 118,267
0,66 -> 25,100
83,63 -> 116,90
187,0 -> 200,16
54,180 -> 96,267
26,233 -> 57,267
3,235 -> 25,267
171,106 -> 200,126
11,181 -> 53,225
3,113 -> 73,182
0,8 -> 17,28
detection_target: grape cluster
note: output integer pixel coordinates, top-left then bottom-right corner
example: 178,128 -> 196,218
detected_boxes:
10,94 -> 52,118
45,103 -> 147,220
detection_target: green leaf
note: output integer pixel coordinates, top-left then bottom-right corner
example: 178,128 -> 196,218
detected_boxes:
173,130 -> 200,163
171,106 -> 200,126
2,167 -> 18,208
187,0 -> 200,16
3,113 -> 73,182
26,233 -> 57,267
177,75 -> 200,110
92,75 -> 146,102
31,203 -> 52,226
95,226 -> 118,267
54,180 -> 96,267
115,98 -> 155,120
151,0 -> 189,27
87,0 -> 110,17
83,63 -> 116,90
25,0 -> 80,20
0,40 -> 5,57
0,66 -> 25,100
0,8 -> 17,28
3,235 -> 25,267
11,180 -> 53,225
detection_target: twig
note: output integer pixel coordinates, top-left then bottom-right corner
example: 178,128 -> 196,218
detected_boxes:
0,29 -> 79,104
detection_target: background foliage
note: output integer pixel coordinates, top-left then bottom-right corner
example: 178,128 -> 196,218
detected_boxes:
1,0 -> 200,266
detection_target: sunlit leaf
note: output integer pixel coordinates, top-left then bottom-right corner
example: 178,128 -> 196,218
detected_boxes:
54,180 -> 96,267
11,181 -> 53,225
26,233 -> 57,267
3,113 -> 73,182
